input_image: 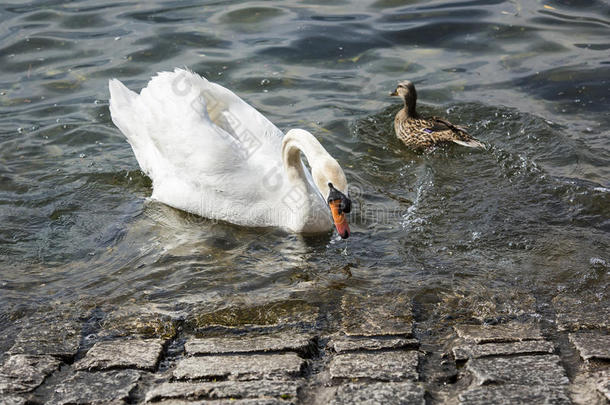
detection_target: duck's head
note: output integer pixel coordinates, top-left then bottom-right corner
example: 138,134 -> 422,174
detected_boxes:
390,80 -> 417,110
312,165 -> 351,239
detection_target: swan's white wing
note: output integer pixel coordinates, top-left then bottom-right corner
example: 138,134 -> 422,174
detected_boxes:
109,69 -> 289,226
146,69 -> 283,161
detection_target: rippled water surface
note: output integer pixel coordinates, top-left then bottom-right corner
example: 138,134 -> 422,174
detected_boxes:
0,0 -> 608,333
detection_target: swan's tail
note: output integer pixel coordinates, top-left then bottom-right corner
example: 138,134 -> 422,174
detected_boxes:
108,78 -> 158,178
109,78 -> 136,105
108,79 -> 138,136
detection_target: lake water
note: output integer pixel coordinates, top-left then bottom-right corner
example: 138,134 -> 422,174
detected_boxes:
0,0 -> 608,344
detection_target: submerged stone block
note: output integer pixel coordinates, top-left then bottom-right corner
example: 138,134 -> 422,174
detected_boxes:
467,355 -> 568,386
187,300 -> 318,331
330,336 -> 418,354
0,354 -> 61,394
454,322 -> 543,344
569,332 -> 610,361
48,370 -> 140,404
0,322 -> 22,362
173,353 -> 304,381
553,296 -> 610,332
329,351 -> 418,381
341,294 -> 413,337
101,309 -> 178,340
453,340 -> 555,360
329,382 -> 425,405
185,333 -> 313,355
75,339 -> 165,371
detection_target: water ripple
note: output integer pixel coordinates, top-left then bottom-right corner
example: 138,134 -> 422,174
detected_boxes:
0,0 -> 608,326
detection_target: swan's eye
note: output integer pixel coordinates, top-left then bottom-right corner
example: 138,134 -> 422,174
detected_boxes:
341,196 -> 351,213
327,184 -> 351,214
327,184 -> 340,204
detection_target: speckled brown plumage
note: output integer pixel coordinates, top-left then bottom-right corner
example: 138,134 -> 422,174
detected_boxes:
390,80 -> 484,151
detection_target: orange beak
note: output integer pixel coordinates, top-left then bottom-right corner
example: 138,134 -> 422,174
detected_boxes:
329,199 -> 350,239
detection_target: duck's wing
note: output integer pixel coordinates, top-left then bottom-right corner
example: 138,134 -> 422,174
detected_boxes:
426,117 -> 485,148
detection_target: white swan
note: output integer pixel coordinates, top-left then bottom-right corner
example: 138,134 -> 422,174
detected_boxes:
108,68 -> 351,238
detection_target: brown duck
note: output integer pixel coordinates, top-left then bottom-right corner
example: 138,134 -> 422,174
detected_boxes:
390,80 -> 484,150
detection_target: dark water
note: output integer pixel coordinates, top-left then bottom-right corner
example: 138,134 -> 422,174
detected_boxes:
0,0 -> 608,335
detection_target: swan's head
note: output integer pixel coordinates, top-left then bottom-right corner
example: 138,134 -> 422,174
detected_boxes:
312,162 -> 351,239
327,182 -> 351,239
283,129 -> 351,239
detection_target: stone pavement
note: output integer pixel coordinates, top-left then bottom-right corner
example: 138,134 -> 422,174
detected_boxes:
0,293 -> 608,404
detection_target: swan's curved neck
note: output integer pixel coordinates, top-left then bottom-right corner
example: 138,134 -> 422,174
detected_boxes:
281,130 -> 329,193
280,129 -> 347,232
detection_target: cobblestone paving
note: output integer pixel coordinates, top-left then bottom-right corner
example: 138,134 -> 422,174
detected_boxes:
1,293 -> 608,404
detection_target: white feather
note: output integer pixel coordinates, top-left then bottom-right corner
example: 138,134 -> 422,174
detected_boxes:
109,69 -> 345,233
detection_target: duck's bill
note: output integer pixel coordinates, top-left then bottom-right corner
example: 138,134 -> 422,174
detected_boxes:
390,90 -> 398,96
329,199 -> 350,239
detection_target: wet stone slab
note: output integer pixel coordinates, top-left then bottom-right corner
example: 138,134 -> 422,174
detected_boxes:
553,296 -> 610,332
329,382 -> 425,405
453,340 -> 555,360
149,400 -> 288,405
48,370 -> 140,404
329,351 -> 419,382
330,336 -> 419,354
75,339 -> 165,371
145,380 -> 299,402
454,322 -> 543,344
597,370 -> 610,401
467,355 -> 568,386
1,395 -> 28,405
569,332 -> 610,361
185,333 -> 313,355
341,294 -> 413,337
0,354 -> 61,394
79,401 -> 125,405
173,353 -> 304,381
458,384 -> 571,405
8,318 -> 81,360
